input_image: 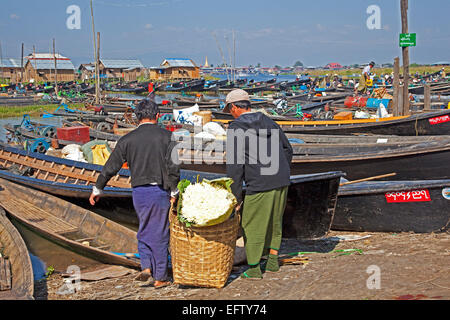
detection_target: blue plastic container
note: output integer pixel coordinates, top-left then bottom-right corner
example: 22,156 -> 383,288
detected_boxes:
366,98 -> 391,109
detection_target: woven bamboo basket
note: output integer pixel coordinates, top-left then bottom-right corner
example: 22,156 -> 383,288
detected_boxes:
169,211 -> 239,288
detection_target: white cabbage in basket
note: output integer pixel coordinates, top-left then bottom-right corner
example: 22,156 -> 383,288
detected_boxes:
178,179 -> 237,227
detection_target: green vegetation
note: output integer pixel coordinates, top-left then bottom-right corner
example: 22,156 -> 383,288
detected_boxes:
0,103 -> 85,118
302,66 -> 447,79
45,266 -> 55,278
203,75 -> 220,81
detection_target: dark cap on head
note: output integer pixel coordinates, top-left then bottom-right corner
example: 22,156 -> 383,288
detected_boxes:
369,61 -> 375,66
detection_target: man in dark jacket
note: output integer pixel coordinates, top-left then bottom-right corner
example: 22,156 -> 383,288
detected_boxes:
224,89 -> 293,279
89,98 -> 180,288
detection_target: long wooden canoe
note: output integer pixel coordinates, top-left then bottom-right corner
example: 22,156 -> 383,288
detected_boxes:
0,143 -> 132,198
0,178 -> 139,268
213,109 -> 450,136
333,179 -> 450,233
175,137 -> 450,180
0,208 -> 34,300
0,143 -> 344,239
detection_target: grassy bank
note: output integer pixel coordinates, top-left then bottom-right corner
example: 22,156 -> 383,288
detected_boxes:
0,103 -> 86,118
302,66 -> 447,78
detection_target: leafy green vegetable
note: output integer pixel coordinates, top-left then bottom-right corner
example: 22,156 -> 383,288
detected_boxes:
175,177 -> 236,228
202,177 -> 234,193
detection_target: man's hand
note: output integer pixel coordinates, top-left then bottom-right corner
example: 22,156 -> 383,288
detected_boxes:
169,196 -> 177,214
89,192 -> 100,206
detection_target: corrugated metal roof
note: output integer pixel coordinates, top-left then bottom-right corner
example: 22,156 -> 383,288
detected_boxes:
26,53 -> 75,70
27,53 -> 67,59
162,58 -> 196,68
27,59 -> 75,70
79,64 -> 95,71
100,59 -> 144,69
0,58 -> 22,68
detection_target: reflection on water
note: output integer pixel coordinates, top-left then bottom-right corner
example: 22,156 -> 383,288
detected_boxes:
10,217 -> 102,280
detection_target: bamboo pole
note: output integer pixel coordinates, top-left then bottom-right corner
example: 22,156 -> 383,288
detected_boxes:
96,31 -> 101,103
233,29 -> 236,82
423,84 -> 431,111
340,173 -> 397,186
212,33 -> 229,82
90,0 -> 99,104
53,38 -> 58,95
20,43 -> 24,83
393,57 -> 400,116
0,41 -> 3,82
33,45 -> 36,74
401,0 -> 410,116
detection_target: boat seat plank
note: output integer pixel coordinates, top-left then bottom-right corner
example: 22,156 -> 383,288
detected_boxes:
75,237 -> 95,242
0,198 -> 78,235
0,257 -> 12,291
0,150 -> 130,189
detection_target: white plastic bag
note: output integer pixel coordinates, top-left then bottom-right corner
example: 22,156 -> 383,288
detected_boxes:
376,103 -> 389,118
173,104 -> 200,123
202,122 -> 226,136
185,114 -> 203,127
61,144 -> 87,162
194,131 -> 216,142
354,110 -> 370,119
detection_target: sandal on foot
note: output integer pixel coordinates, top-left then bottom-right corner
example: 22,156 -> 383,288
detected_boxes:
240,271 -> 262,280
134,271 -> 152,282
153,281 -> 171,289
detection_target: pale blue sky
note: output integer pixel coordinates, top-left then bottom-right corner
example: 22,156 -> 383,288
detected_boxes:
1,0 -> 449,68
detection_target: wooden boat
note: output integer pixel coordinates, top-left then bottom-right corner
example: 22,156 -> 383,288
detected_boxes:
0,143 -> 344,239
107,86 -> 147,94
0,178 -> 140,268
0,143 -> 131,198
284,133 -> 450,144
333,179 -> 450,233
0,208 -> 34,300
213,109 -> 450,136
50,111 -> 109,122
162,79 -> 206,92
176,136 -> 450,180
283,171 -> 343,239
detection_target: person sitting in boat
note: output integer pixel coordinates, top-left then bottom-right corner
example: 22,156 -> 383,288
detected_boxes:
355,61 -> 375,95
89,98 -> 180,289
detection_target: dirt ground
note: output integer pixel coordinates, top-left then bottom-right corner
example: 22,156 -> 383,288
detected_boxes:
34,230 -> 450,301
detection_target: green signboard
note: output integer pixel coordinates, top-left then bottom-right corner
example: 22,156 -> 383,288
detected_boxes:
399,33 -> 416,47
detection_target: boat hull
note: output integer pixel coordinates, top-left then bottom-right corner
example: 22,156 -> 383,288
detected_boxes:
333,180 -> 450,233
0,208 -> 34,300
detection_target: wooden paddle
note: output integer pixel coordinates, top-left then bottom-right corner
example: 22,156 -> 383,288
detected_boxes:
340,173 -> 397,186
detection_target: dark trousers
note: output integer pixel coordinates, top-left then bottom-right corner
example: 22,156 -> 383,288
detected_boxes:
132,185 -> 170,281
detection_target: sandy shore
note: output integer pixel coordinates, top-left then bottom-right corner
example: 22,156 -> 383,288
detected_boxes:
34,230 -> 449,300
